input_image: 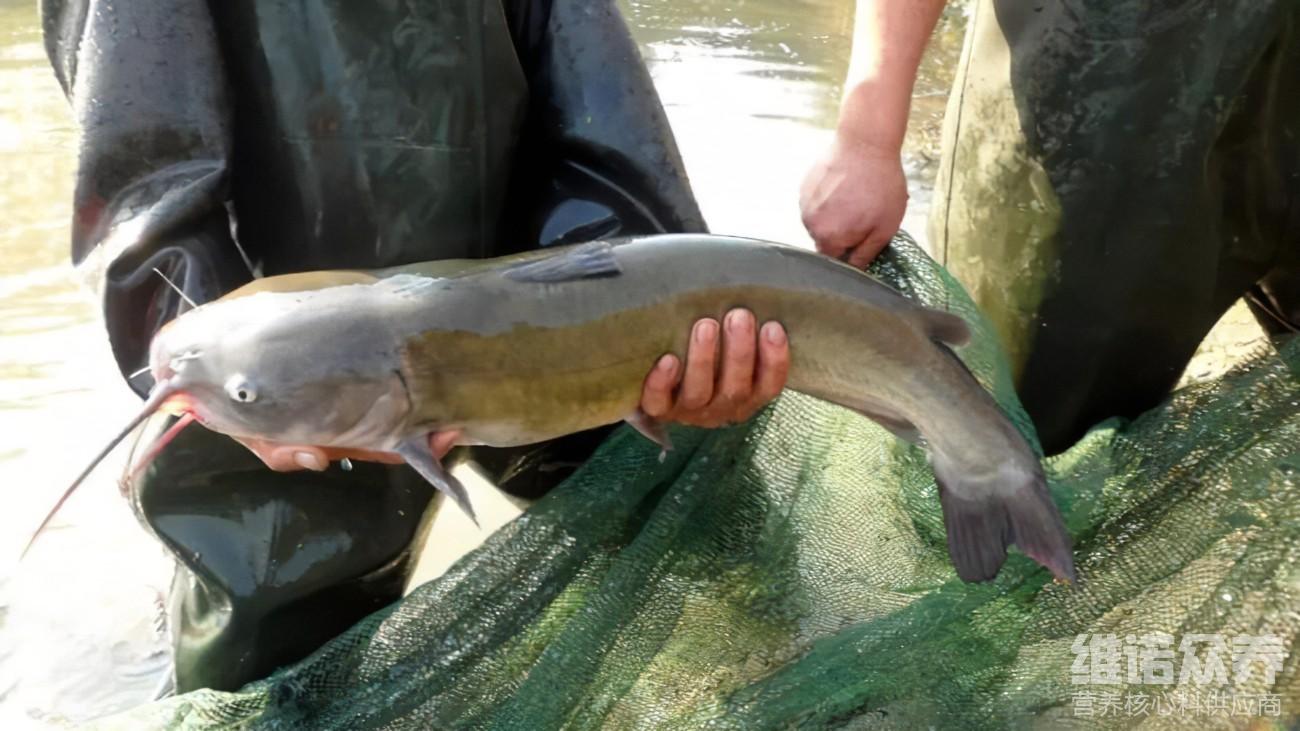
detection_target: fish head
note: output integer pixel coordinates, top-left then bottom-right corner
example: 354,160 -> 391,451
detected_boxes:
148,287 -> 412,448
23,279 -> 416,559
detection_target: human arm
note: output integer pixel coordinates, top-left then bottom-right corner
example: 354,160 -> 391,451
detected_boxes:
42,0 -> 252,392
799,0 -> 947,268
643,0 -> 952,429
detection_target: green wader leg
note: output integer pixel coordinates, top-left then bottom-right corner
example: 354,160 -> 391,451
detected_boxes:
930,0 -> 1300,455
135,423 -> 434,694
134,0 -> 703,694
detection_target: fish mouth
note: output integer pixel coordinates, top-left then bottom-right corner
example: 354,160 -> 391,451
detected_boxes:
158,391 -> 199,418
133,388 -> 220,477
124,408 -> 198,488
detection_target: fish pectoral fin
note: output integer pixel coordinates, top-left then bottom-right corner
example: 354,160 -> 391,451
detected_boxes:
625,409 -> 673,462
502,241 -> 622,283
916,308 -> 971,348
397,437 -> 479,527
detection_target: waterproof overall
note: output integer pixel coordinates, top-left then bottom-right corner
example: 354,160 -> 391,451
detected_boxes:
42,0 -> 705,692
931,0 -> 1300,454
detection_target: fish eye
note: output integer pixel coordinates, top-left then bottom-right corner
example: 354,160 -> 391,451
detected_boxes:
224,375 -> 258,404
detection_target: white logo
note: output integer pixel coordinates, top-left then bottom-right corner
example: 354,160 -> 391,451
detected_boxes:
1068,633 -> 1287,719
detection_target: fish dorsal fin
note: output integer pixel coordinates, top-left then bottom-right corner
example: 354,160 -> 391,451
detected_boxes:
917,308 -> 971,347
502,242 -> 622,283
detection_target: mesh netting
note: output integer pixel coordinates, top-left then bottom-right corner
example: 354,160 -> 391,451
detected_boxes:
92,235 -> 1300,729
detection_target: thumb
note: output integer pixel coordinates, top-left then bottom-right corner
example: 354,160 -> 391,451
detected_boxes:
258,443 -> 329,472
429,430 -> 462,459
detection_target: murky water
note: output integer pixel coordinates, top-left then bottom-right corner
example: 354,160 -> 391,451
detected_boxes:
0,2 -> 175,727
0,0 -> 963,724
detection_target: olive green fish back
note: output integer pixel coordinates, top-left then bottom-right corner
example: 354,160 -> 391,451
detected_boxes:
97,234 -> 1300,730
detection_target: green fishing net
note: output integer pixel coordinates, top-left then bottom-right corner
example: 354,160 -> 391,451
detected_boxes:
94,235 -> 1299,729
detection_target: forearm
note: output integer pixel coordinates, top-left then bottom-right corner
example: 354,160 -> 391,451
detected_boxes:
838,0 -> 947,151
42,0 -> 250,392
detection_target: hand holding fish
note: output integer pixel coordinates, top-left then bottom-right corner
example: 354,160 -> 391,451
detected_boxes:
237,431 -> 462,472
639,309 -> 789,428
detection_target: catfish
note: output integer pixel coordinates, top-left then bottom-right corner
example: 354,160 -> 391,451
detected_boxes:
29,235 -> 1073,583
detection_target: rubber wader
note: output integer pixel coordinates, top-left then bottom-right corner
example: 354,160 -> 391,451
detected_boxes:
42,0 -> 704,692
930,0 -> 1300,455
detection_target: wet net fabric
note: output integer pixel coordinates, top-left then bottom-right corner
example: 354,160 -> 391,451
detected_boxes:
95,235 -> 1300,729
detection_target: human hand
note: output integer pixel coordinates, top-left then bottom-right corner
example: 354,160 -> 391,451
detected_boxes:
640,309 -> 790,429
238,431 -> 462,472
799,138 -> 908,269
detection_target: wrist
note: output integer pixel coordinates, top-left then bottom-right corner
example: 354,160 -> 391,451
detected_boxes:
833,78 -> 911,156
833,129 -> 904,162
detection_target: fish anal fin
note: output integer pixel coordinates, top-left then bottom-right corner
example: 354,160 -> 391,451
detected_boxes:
626,409 -> 673,461
502,242 -> 622,283
397,437 -> 479,527
916,308 -> 971,347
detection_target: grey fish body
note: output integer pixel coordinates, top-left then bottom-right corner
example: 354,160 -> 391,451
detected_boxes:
88,235 -> 1074,582
387,237 -> 999,457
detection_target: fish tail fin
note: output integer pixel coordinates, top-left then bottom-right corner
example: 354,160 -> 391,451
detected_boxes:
842,395 -> 1075,583
933,456 -> 1075,583
808,319 -> 1073,583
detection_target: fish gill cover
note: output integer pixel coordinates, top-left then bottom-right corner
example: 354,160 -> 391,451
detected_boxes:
92,234 -> 1300,730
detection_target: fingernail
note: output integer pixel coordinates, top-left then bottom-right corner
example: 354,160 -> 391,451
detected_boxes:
695,319 -> 718,344
763,322 -> 786,345
657,354 -> 677,373
725,309 -> 752,335
294,451 -> 326,471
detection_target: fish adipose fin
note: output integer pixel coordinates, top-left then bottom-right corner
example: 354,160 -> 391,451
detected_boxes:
503,241 -> 622,283
625,409 -> 673,461
933,459 -> 1075,583
916,308 -> 971,347
397,437 -> 479,527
